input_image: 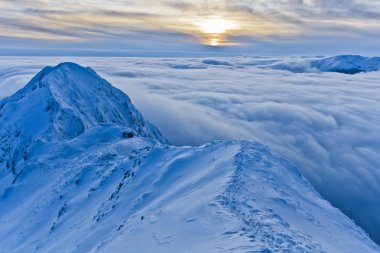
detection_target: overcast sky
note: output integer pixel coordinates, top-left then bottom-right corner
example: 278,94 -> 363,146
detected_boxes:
1,0 -> 380,55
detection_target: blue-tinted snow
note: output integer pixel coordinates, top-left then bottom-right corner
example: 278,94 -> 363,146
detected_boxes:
0,64 -> 378,251
1,56 -> 380,245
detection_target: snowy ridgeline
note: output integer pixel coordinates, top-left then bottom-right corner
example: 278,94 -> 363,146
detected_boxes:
310,55 -> 380,74
0,63 -> 379,253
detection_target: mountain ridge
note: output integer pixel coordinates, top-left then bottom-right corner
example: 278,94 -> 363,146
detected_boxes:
311,55 -> 380,74
0,63 -> 379,252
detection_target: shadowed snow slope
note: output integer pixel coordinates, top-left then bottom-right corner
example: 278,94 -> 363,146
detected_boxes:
0,63 -> 379,253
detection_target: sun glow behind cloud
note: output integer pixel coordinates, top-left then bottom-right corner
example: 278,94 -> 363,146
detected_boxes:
195,17 -> 238,46
196,17 -> 236,34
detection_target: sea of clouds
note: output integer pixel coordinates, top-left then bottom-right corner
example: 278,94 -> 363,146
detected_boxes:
1,56 -> 380,244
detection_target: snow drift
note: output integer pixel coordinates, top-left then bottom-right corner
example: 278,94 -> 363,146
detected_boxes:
0,63 -> 379,252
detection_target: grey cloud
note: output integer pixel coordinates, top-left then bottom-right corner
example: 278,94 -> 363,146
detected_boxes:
227,0 -> 380,20
95,10 -> 161,18
0,17 -> 80,38
165,0 -> 198,11
22,8 -> 74,15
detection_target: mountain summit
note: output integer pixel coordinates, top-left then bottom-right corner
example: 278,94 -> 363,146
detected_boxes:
0,62 -> 167,173
0,63 -> 379,252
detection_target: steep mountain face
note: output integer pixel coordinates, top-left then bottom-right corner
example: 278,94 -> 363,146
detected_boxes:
0,62 -> 167,174
0,63 -> 379,253
311,55 -> 380,74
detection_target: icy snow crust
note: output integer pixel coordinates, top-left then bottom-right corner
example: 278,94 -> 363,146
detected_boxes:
0,63 -> 379,253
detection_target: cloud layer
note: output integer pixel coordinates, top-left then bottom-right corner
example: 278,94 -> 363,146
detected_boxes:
1,1 -> 380,54
1,56 -> 380,245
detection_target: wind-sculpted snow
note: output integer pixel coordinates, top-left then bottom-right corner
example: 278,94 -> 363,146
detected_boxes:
1,56 -> 380,245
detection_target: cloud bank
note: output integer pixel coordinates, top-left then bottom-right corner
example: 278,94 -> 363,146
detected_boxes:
1,56 -> 380,245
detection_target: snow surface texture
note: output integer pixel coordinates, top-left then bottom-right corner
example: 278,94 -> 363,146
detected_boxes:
1,56 -> 380,245
0,63 -> 379,252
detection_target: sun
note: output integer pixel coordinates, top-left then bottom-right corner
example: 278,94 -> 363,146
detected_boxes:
195,17 -> 237,46
210,37 -> 219,46
196,17 -> 236,35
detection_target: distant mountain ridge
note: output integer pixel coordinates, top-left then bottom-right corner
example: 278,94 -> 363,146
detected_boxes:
198,55 -> 380,74
311,55 -> 380,74
0,63 -> 379,252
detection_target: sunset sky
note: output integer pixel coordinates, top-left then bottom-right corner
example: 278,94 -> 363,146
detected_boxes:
1,0 -> 380,56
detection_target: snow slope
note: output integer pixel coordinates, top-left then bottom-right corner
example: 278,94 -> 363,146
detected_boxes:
0,63 -> 379,253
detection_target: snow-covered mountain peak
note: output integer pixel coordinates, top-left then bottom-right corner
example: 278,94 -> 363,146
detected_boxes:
0,62 -> 167,173
311,55 -> 380,74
